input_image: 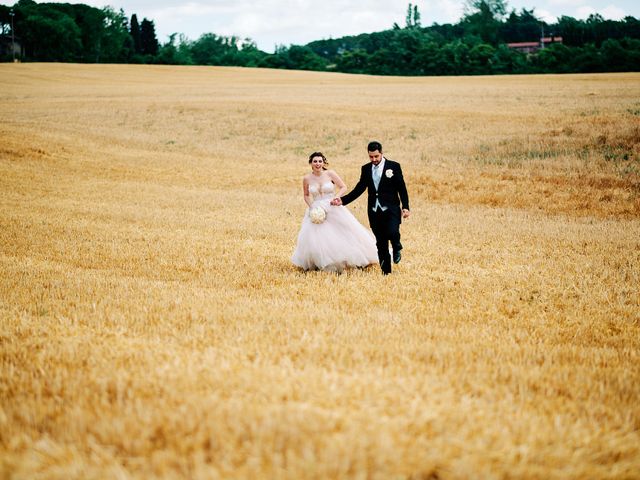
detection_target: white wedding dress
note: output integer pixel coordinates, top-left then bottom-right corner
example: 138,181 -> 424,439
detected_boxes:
292,181 -> 378,272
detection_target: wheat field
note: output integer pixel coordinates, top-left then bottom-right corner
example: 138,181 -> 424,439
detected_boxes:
1,63 -> 639,479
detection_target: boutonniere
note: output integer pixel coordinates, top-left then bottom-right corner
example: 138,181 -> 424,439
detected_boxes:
385,169 -> 394,178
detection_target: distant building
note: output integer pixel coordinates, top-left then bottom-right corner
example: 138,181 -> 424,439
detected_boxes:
0,34 -> 22,60
507,36 -> 563,54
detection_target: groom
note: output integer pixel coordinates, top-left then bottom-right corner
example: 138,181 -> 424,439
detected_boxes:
331,141 -> 410,275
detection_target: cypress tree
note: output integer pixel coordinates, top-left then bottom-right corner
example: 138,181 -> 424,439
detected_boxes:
140,18 -> 158,55
413,5 -> 421,27
130,14 -> 141,54
405,3 -> 413,28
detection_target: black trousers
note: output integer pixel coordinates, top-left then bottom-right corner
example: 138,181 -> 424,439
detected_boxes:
369,207 -> 402,274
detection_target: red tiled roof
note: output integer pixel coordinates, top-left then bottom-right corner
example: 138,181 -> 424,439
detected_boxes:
507,37 -> 563,48
507,42 -> 539,48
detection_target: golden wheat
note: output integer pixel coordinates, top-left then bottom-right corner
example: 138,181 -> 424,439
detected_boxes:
1,64 -> 639,479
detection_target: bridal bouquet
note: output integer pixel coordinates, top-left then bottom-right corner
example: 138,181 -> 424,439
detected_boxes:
309,206 -> 327,224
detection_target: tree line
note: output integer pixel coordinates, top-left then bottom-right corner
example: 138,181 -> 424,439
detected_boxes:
1,0 -> 639,75
0,0 -> 158,62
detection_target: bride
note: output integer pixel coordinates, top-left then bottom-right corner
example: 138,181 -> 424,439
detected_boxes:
291,152 -> 378,272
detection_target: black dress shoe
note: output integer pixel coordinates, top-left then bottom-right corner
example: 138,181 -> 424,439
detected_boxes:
380,259 -> 391,275
393,250 -> 402,264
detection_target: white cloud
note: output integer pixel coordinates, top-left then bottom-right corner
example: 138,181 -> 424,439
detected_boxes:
150,1 -> 411,50
424,0 -> 465,24
545,0 -> 585,7
536,8 -> 559,23
562,3 -> 628,20
575,5 -> 598,18
600,4 -> 627,19
136,0 -> 468,50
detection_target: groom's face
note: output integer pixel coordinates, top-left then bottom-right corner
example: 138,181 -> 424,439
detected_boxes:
368,150 -> 382,166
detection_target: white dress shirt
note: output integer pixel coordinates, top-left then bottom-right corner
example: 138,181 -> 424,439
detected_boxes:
372,158 -> 387,212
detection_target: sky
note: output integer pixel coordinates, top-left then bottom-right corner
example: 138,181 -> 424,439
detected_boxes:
2,0 -> 638,52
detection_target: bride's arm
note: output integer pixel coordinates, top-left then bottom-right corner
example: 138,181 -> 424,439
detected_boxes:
328,170 -> 347,197
303,177 -> 312,207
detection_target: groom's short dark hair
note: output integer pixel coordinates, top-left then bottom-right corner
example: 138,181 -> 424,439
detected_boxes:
368,141 -> 382,153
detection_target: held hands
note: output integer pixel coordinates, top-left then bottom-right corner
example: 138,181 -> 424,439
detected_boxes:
330,196 -> 408,216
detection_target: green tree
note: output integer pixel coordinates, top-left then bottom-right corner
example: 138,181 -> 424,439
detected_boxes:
20,7 -> 82,61
413,41 -> 443,75
491,44 -> 529,73
75,5 -> 104,62
621,16 -> 640,39
413,5 -> 421,28
130,14 -> 141,54
335,48 -> 370,73
99,7 -> 132,62
533,43 -> 572,72
501,8 -> 542,43
586,13 -> 606,45
469,43 -> 495,74
405,3 -> 413,28
258,44 -> 290,68
442,40 -> 471,74
155,33 -> 193,64
405,3 -> 421,29
287,45 -> 327,70
260,44 -> 327,71
464,0 -> 507,19
569,43 -> 603,72
140,18 -> 158,56
190,33 -> 233,65
237,38 -> 267,67
555,16 -> 585,46
600,38 -> 630,71
462,0 -> 507,45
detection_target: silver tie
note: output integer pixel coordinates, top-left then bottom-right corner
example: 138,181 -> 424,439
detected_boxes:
373,165 -> 381,189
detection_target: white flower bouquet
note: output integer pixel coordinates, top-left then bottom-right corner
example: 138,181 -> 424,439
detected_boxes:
309,206 -> 327,224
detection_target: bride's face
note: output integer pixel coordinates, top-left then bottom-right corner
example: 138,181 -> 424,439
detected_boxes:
311,156 -> 325,172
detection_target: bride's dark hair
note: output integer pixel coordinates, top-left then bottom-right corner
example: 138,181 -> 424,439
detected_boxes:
309,152 -> 328,170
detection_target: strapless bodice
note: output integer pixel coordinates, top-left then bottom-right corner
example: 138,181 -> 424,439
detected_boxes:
309,181 -> 335,199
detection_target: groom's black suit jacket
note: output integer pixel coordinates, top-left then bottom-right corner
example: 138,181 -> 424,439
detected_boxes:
341,159 -> 410,222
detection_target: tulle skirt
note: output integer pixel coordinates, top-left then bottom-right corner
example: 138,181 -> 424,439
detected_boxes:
292,199 -> 378,272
